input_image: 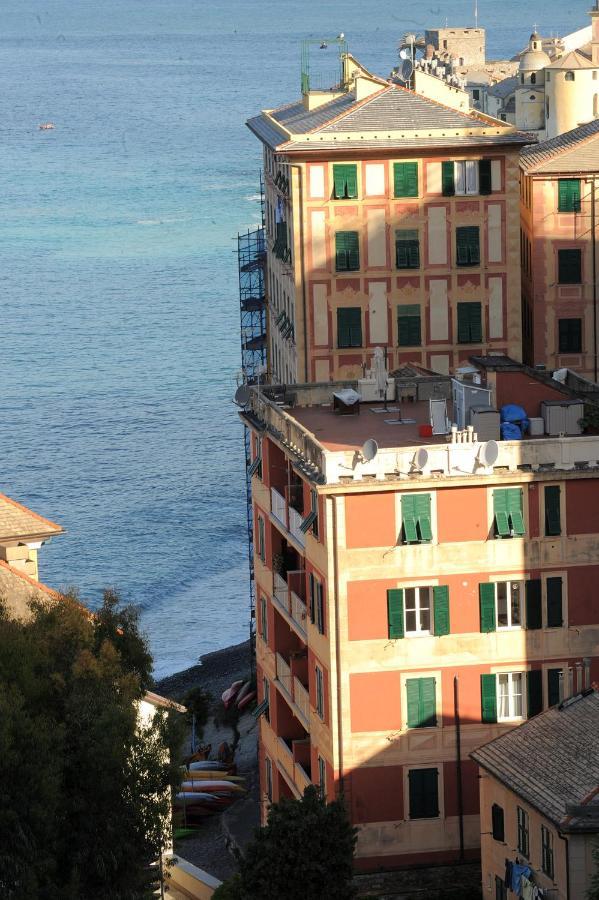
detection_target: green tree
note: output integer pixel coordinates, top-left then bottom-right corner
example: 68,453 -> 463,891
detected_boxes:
213,785 -> 358,900
0,591 -> 183,899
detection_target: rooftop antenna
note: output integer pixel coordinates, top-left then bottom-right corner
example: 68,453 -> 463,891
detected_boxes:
474,0 -> 478,27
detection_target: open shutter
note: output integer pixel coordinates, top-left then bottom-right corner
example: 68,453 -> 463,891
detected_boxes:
547,668 -> 562,706
481,673 -> 497,723
545,486 -> 561,536
333,164 -> 357,199
493,490 -> 510,537
525,579 -> 542,630
433,585 -> 450,636
346,232 -> 360,270
387,589 -> 404,639
420,677 -> 437,727
442,161 -> 455,196
406,678 -> 421,727
415,493 -> 432,541
527,669 -> 543,718
309,573 -> 315,623
546,577 -> 563,627
401,495 -> 418,542
345,165 -> 358,198
479,159 -> 492,195
335,232 -> 348,271
480,583 -> 496,633
508,488 -> 525,535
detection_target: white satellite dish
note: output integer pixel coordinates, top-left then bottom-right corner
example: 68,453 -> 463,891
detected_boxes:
414,448 -> 429,469
234,385 -> 251,407
478,440 -> 499,467
399,48 -> 410,60
361,438 -> 378,462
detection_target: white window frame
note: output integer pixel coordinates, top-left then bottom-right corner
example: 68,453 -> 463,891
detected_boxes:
494,580 -> 524,630
454,160 -> 479,196
315,665 -> 324,719
497,671 -> 526,721
404,585 -> 433,636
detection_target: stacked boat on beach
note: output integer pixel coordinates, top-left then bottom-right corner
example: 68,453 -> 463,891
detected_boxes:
175,760 -> 247,820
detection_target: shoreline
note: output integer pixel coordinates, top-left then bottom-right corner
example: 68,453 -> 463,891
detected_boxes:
154,638 -> 253,702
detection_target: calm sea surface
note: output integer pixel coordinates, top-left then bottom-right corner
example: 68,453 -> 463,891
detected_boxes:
0,0 -> 583,676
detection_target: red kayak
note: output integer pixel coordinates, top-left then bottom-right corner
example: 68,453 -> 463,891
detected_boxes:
221,680 -> 244,708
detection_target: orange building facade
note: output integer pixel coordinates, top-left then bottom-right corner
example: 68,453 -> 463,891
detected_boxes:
243,361 -> 599,869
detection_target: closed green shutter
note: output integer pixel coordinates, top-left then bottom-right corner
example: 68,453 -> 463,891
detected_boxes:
337,308 -> 362,348
479,159 -> 492,195
558,317 -> 582,353
415,493 -> 432,541
456,226 -> 480,266
480,583 -> 496,633
401,495 -> 418,543
457,302 -> 482,343
442,161 -> 455,196
527,669 -> 543,718
406,678 -> 420,728
469,302 -> 483,342
546,577 -> 563,627
433,585 -> 450,636
481,673 -> 497,723
545,486 -> 561,536
397,304 -> 421,347
395,230 -> 420,269
387,588 -> 404,639
525,579 -> 542,630
547,668 -> 562,706
333,164 -> 358,199
335,231 -> 360,272
558,179 -> 581,213
408,768 -> 439,819
493,490 -> 510,537
558,249 -> 582,284
406,677 -> 436,728
457,303 -> 472,344
394,162 -> 418,197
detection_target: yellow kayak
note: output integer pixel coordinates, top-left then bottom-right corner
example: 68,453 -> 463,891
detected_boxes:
183,770 -> 245,782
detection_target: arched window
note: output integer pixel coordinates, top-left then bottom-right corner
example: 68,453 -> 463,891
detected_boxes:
565,71 -> 575,82
531,73 -> 537,84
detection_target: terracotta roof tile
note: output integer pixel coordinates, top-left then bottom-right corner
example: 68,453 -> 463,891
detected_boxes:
0,492 -> 63,542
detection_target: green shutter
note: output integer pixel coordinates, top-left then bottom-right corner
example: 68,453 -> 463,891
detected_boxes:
457,303 -> 471,343
479,159 -> 492,195
397,304 -> 421,347
335,231 -> 360,272
333,164 -> 358,199
395,231 -> 420,269
525,579 -> 542,630
401,495 -> 418,542
406,678 -> 421,728
433,585 -> 450,636
547,668 -> 562,706
546,577 -> 563,627
480,583 -> 496,633
408,768 -> 439,819
558,249 -> 582,284
457,302 -> 482,343
469,303 -> 482,342
407,677 -> 436,728
337,307 -> 362,348
394,162 -> 418,197
545,486 -> 561,536
415,493 -> 432,541
481,673 -> 497,723
456,226 -> 480,266
387,589 -> 404,639
527,669 -> 543,718
507,488 -> 525,535
309,573 -> 315,623
442,161 -> 455,196
493,490 -> 510,537
558,179 -> 581,213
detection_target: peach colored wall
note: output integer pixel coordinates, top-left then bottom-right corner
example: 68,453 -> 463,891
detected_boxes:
345,492 -> 396,548
349,671 -> 402,732
436,486 -> 488,543
347,578 -> 397,640
350,765 -> 404,823
566,481 -> 599,534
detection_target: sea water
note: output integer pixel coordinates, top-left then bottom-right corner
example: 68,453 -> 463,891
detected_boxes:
0,0 -> 583,676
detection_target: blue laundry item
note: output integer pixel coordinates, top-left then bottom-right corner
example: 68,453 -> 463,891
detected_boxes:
500,404 -> 530,434
511,863 -> 532,895
501,421 -> 522,440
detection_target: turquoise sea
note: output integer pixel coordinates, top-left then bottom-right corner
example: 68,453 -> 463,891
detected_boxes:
0,0 -> 586,676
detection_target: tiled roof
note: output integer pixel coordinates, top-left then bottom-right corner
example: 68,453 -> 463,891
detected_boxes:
520,118 -> 599,173
487,76 -> 518,100
471,689 -> 599,832
280,133 -> 534,152
546,49 -> 595,70
0,560 -> 59,620
270,94 -> 358,133
0,492 -> 63,542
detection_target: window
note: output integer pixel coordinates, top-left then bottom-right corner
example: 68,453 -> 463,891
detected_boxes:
558,248 -> 582,284
309,573 -> 315,624
263,677 -> 270,723
517,806 -> 530,857
546,576 -> 563,628
265,755 -> 273,801
472,88 -> 480,100
333,164 -> 358,199
248,438 -> 262,478
495,876 -> 507,900
495,581 -> 523,629
315,579 -> 325,635
442,160 -> 491,196
544,485 -> 561,536
400,493 -> 432,543
565,71 -> 575,82
318,755 -> 326,798
457,302 -> 483,343
335,231 -> 360,272
387,585 -> 450,639
542,825 -> 554,878
547,667 -> 563,706
558,179 -> 581,213
493,488 -> 525,538
559,318 -> 582,353
337,307 -> 362,348
260,594 -> 268,642
404,587 -> 431,635
315,665 -> 324,719
406,677 -> 437,728
456,226 -> 480,266
257,515 -> 265,563
397,304 -> 421,346
394,161 -> 418,197
408,768 -> 439,819
497,672 -> 525,720
492,803 -> 505,841
299,488 -> 318,536
395,229 -> 420,269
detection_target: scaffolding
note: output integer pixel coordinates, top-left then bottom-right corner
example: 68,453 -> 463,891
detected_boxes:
237,175 -> 267,665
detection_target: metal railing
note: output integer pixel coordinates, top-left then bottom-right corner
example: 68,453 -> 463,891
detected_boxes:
288,507 -> 306,547
293,677 -> 310,723
275,653 -> 292,696
271,487 -> 287,528
290,591 -> 307,635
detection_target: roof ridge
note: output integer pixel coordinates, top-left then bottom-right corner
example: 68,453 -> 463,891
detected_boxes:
521,119 -> 599,168
0,559 -> 61,599
305,84 -> 390,134
391,80 -> 502,128
0,491 -> 63,533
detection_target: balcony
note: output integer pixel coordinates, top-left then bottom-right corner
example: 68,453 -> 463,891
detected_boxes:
288,507 -> 305,548
272,570 -> 307,639
271,487 -> 287,530
275,652 -> 310,729
293,676 -> 310,722
270,486 -> 306,550
275,736 -> 312,798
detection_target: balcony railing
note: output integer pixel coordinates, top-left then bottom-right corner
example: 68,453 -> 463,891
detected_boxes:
275,652 -> 292,696
288,506 -> 306,548
293,676 -> 310,723
272,571 -> 307,639
290,590 -> 307,634
271,487 -> 287,529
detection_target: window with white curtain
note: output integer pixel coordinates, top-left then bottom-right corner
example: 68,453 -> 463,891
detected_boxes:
454,160 -> 479,195
497,672 -> 525,720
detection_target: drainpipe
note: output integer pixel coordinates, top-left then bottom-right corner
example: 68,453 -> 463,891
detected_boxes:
557,831 -> 570,900
331,496 -> 345,794
290,163 -> 309,382
454,675 -> 465,861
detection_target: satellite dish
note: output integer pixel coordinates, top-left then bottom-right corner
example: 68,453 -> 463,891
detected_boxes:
415,448 -> 429,469
361,438 -> 378,462
399,48 -> 410,60
234,385 -> 251,407
398,59 -> 414,83
479,440 -> 499,467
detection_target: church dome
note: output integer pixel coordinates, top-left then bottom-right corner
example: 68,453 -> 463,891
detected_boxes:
519,48 -> 551,72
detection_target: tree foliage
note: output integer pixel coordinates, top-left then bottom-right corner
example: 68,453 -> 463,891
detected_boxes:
0,590 -> 183,899
213,785 -> 358,900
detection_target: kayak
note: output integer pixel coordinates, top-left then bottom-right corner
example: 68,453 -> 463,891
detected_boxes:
183,771 -> 245,782
235,681 -> 252,706
180,780 -> 246,794
237,690 -> 257,711
222,680 -> 244,708
188,760 -> 231,772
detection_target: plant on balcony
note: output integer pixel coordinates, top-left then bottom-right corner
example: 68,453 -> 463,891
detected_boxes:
272,552 -> 287,576
213,785 -> 358,900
